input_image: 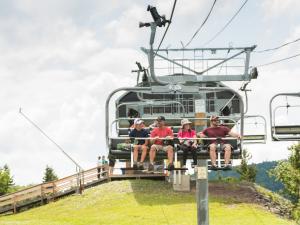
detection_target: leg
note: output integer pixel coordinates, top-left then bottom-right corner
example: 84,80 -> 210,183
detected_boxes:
167,145 -> 174,164
97,167 -> 101,179
209,144 -> 217,166
223,144 -> 232,165
149,145 -> 157,164
140,145 -> 147,163
191,146 -> 197,166
133,145 -> 139,163
109,160 -> 115,176
181,144 -> 189,166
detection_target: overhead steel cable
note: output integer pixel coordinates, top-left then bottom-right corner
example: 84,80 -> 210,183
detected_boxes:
203,0 -> 249,46
255,53 -> 300,67
254,37 -> 300,53
154,0 -> 178,57
184,0 -> 217,48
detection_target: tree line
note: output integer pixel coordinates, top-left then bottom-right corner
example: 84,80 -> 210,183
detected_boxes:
0,165 -> 58,196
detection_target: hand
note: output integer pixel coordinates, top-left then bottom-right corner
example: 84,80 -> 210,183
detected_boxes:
192,143 -> 197,148
165,136 -> 171,140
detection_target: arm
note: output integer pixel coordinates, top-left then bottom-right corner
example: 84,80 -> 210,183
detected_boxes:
150,129 -> 158,144
198,130 -> 207,138
228,130 -> 241,139
144,130 -> 149,146
192,131 -> 197,147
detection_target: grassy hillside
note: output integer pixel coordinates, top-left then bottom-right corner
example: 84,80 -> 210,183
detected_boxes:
0,180 -> 296,225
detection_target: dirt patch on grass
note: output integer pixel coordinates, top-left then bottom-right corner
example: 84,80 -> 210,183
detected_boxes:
190,182 -> 260,204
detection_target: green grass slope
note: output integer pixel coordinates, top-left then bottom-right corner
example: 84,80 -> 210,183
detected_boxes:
0,180 -> 296,225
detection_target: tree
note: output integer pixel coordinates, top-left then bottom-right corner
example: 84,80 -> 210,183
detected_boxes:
236,149 -> 257,182
269,143 -> 300,203
0,164 -> 14,196
269,143 -> 300,222
43,165 -> 58,183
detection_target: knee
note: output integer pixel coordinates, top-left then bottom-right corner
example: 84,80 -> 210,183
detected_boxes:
209,145 -> 216,152
150,145 -> 155,152
168,146 -> 173,153
224,145 -> 231,152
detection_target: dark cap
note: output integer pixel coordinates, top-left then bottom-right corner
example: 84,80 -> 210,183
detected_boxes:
156,116 -> 166,122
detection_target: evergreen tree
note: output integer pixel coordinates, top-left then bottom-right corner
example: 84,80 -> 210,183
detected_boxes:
236,149 -> 257,182
0,164 -> 14,195
43,165 -> 58,183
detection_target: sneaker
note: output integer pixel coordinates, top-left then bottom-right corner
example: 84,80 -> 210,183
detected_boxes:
138,164 -> 144,170
148,164 -> 154,172
133,163 -> 138,170
168,164 -> 175,171
223,164 -> 232,170
210,164 -> 218,170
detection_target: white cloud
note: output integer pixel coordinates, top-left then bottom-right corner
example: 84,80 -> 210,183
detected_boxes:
262,0 -> 300,18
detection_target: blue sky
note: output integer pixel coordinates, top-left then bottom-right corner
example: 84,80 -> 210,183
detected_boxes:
0,0 -> 300,185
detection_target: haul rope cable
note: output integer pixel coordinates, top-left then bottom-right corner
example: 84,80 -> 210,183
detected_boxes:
255,37 -> 300,53
203,0 -> 249,46
184,0 -> 218,48
255,53 -> 300,67
19,108 -> 83,170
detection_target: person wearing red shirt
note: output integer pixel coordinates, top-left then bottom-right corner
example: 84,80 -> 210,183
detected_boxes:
198,115 -> 241,169
149,116 -> 174,171
178,119 -> 197,167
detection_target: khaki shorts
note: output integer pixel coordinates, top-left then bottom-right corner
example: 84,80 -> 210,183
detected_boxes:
208,143 -> 232,151
152,144 -> 172,152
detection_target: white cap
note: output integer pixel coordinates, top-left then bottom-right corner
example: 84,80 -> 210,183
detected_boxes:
134,118 -> 144,125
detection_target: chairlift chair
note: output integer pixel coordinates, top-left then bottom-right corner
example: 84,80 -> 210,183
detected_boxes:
269,92 -> 300,141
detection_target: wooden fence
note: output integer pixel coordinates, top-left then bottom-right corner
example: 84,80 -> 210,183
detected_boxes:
0,165 -> 108,214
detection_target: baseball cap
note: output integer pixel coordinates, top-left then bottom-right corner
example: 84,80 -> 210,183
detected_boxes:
156,116 -> 166,122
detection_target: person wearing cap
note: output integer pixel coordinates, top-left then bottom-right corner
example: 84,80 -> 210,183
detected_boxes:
178,119 -> 197,167
129,118 -> 149,170
198,115 -> 241,169
149,116 -> 174,171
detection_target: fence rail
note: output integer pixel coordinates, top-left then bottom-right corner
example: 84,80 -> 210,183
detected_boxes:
0,165 -> 108,214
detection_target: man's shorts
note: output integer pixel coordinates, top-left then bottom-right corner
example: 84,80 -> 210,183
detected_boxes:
152,144 -> 172,152
133,145 -> 149,151
208,143 -> 233,151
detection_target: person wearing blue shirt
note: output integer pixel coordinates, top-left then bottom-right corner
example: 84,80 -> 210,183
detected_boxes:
129,119 -> 149,170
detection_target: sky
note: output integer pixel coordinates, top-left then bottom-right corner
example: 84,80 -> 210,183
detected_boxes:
0,0 -> 300,185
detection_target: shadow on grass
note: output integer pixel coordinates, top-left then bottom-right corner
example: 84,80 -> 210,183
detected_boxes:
128,179 -> 257,206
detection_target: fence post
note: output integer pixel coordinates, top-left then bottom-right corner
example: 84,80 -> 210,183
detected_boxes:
52,182 -> 56,201
41,184 -> 45,205
13,195 -> 17,214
